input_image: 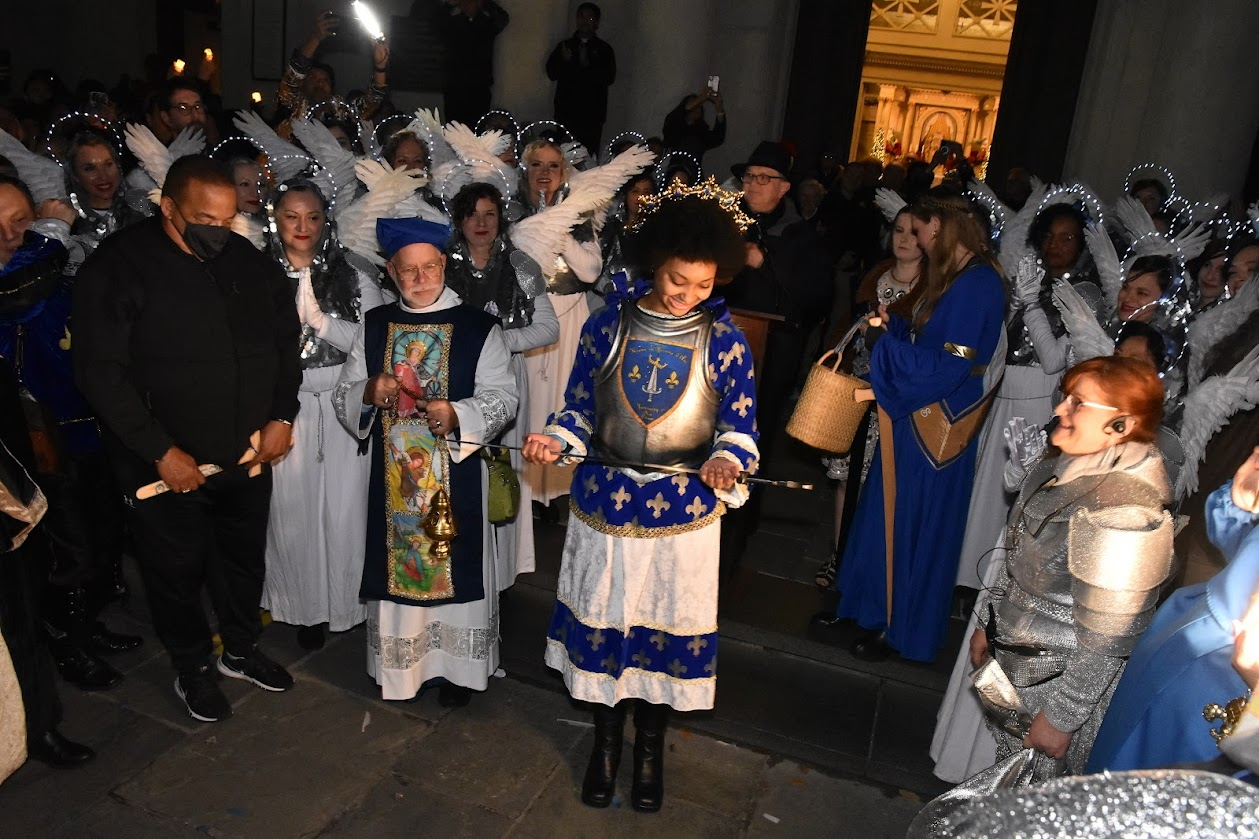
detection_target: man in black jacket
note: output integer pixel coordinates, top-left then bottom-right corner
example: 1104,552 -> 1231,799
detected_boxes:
72,156 -> 301,723
425,0 -> 510,128
545,3 -> 616,154
723,141 -> 835,447
719,141 -> 834,569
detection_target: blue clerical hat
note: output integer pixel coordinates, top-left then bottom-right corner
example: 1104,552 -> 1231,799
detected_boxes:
376,218 -> 452,259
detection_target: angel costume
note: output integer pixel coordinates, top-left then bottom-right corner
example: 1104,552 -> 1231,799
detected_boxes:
333,286 -> 516,700
520,208 -> 602,505
955,279 -> 1072,590
260,195 -> 385,632
954,193 -> 1108,592
542,276 -> 759,711
835,260 -> 1006,662
446,237 -> 558,588
981,443 -> 1174,779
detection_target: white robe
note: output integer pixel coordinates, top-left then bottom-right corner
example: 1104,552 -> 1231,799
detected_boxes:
495,293 -> 558,589
334,287 -> 518,699
521,235 -> 602,504
262,267 -> 384,631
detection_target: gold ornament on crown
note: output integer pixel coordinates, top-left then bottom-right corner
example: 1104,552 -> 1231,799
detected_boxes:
626,175 -> 755,234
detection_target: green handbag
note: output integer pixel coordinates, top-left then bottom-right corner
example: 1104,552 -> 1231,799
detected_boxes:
481,445 -> 520,524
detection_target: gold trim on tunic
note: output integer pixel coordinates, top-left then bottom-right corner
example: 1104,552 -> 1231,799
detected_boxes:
569,498 -> 726,538
943,342 -> 977,360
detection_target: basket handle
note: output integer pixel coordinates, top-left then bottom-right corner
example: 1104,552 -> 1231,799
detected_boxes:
832,320 -> 865,356
819,320 -> 866,371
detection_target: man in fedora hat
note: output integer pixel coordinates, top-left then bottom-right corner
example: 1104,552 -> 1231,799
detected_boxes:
724,140 -> 833,450
720,141 -> 833,566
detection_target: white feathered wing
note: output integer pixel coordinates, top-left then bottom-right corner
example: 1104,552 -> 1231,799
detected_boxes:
1176,343 -> 1259,500
1084,221 -> 1123,309
1052,278 -> 1114,363
1187,274 -> 1259,386
337,160 -> 429,266
289,117 -> 359,210
231,110 -> 310,183
510,146 -> 655,271
0,128 -> 65,202
874,187 -> 907,223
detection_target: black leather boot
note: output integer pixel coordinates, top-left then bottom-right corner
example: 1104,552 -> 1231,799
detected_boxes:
47,632 -> 123,691
631,701 -> 669,812
87,620 -> 143,655
849,629 -> 892,662
28,729 -> 95,767
581,702 -> 626,808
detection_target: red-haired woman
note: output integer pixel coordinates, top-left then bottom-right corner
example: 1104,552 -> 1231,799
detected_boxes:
833,194 -> 1006,663
969,355 -> 1175,779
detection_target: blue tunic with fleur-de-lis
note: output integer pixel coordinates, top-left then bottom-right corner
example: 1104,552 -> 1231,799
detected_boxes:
542,275 -> 759,538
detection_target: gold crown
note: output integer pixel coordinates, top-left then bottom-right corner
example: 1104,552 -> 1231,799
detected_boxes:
627,175 -> 755,234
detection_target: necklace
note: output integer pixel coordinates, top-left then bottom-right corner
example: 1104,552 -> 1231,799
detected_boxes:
889,264 -> 920,285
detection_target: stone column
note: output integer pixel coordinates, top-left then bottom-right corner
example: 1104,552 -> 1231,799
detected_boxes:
1063,0 -> 1259,200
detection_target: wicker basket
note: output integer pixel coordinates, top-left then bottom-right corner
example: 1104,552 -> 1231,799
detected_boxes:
786,324 -> 872,454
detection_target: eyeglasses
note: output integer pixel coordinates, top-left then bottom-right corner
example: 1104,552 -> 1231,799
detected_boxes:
741,173 -> 786,186
170,102 -> 205,114
1062,393 -> 1119,413
394,261 -> 444,281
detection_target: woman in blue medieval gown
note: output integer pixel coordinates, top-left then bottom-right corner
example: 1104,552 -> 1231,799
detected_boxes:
835,193 -> 1006,663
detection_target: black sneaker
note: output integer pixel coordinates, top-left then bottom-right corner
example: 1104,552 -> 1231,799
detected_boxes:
217,647 -> 294,692
175,666 -> 232,722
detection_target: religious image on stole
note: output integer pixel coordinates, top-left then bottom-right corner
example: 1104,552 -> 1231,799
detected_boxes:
381,323 -> 454,601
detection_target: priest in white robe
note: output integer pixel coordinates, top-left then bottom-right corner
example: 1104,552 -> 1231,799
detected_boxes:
334,218 -> 517,707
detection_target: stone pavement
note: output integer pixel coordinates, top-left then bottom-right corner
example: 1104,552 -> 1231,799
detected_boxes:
0,434 -> 972,837
0,613 -> 923,838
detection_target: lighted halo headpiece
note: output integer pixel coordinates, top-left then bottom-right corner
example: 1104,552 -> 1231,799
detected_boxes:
626,175 -> 754,234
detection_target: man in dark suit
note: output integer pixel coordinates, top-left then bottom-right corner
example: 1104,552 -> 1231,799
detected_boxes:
546,3 -> 617,154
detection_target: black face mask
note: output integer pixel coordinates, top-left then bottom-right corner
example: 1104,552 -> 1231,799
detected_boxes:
174,205 -> 232,261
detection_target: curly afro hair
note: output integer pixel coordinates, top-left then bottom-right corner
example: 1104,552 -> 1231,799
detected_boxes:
626,194 -> 746,284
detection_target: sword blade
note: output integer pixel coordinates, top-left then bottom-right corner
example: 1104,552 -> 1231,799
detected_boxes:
459,440 -> 813,490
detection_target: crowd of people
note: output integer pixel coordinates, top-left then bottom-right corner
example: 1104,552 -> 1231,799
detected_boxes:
2,0 -> 1259,826
802,144 -> 1259,820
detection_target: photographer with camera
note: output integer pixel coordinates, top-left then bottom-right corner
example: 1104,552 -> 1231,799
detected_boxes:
661,80 -> 726,167
275,9 -> 390,130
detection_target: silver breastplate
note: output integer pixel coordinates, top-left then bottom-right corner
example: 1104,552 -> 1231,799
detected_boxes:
593,303 -> 719,468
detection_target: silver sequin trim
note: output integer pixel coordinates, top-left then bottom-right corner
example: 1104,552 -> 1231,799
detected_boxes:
367,606 -> 500,669
475,392 -> 511,439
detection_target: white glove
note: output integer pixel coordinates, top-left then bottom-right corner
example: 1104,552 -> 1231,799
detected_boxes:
296,267 -> 326,333
1005,416 -> 1047,469
1014,255 -> 1045,308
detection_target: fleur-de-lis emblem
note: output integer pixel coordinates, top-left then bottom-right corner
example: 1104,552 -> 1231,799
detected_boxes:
668,659 -> 688,677
687,636 -> 708,656
732,393 -> 753,418
649,632 -> 667,651
665,370 -> 680,388
718,342 -> 745,372
685,497 -> 708,520
610,486 -> 632,511
671,474 -> 690,495
628,364 -> 642,381
584,474 -> 600,497
570,382 -> 590,402
646,492 -> 671,519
